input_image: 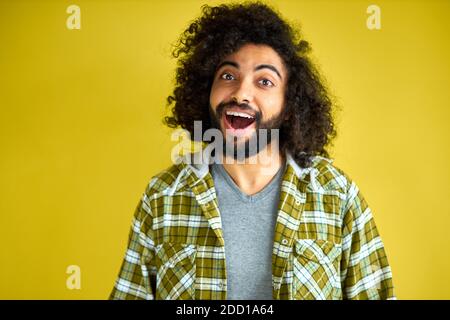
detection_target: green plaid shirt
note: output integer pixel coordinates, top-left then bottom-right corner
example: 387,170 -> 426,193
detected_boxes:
110,149 -> 395,300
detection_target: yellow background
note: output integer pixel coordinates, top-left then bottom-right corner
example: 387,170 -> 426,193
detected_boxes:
1,0 -> 449,299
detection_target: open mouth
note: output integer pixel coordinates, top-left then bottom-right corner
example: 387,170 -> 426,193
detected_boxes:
224,111 -> 256,130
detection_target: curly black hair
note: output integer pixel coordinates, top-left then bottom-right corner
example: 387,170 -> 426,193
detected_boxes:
164,1 -> 337,168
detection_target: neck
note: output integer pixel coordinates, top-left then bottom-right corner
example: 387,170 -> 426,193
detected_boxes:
220,143 -> 285,196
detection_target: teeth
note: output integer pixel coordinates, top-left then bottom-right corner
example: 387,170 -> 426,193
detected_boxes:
225,111 -> 254,119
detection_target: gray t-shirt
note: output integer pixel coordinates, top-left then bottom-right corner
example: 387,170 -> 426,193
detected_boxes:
210,163 -> 285,300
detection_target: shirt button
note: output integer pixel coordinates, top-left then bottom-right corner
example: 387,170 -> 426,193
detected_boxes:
295,199 -> 301,205
281,238 -> 289,245
218,281 -> 224,289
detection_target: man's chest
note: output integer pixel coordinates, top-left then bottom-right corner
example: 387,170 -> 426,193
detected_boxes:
149,191 -> 345,300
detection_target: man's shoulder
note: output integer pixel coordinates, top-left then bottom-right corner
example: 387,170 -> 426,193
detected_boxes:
143,162 -> 191,197
308,155 -> 353,194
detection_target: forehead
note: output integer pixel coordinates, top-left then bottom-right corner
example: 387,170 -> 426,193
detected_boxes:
219,44 -> 286,74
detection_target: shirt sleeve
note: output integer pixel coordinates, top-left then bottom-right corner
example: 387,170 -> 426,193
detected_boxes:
109,192 -> 156,300
340,179 -> 396,300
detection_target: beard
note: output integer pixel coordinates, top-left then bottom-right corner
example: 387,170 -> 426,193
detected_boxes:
208,100 -> 285,160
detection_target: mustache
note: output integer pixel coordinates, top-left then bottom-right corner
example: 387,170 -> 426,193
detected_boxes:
215,100 -> 262,123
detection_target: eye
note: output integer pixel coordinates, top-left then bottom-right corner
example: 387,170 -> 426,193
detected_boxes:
220,72 -> 235,81
259,78 -> 274,87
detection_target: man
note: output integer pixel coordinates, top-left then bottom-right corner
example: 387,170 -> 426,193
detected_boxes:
110,2 -> 395,300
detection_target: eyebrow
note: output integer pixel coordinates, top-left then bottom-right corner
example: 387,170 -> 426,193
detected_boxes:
216,61 -> 283,80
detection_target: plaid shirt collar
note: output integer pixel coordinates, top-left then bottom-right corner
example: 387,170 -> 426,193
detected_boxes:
179,143 -> 331,188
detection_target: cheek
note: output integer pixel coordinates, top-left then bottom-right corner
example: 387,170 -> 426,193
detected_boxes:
210,84 -> 235,111
259,92 -> 285,118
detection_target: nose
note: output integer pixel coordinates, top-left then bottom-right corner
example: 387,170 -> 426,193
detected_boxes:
231,77 -> 253,105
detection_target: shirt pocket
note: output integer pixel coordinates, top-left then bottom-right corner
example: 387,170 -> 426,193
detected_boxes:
292,239 -> 342,300
155,242 -> 197,300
